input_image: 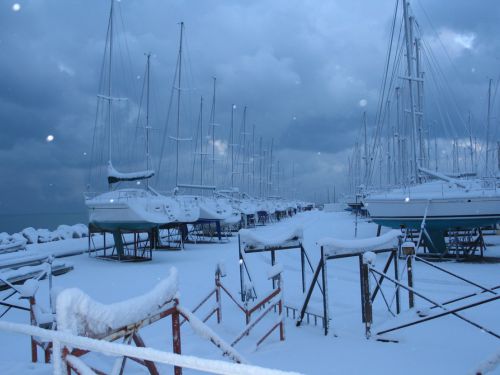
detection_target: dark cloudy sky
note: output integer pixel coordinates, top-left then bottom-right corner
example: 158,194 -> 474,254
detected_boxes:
0,0 -> 499,232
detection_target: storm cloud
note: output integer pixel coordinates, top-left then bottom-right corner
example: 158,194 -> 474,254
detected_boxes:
0,0 -> 499,231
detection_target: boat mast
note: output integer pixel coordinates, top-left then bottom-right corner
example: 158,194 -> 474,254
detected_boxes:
210,76 -> 217,187
175,22 -> 184,187
107,0 -> 114,166
402,0 -> 419,183
485,78 -> 492,176
230,104 -> 235,188
242,106 -> 247,191
199,96 -> 204,185
259,136 -> 263,197
363,111 -> 368,185
252,123 -> 255,195
145,52 -> 152,188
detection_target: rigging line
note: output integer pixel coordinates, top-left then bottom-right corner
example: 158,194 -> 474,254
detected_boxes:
156,50 -> 180,185
367,33 -> 405,185
134,60 -> 148,168
88,7 -> 114,189
374,0 -> 400,129
368,7 -> 403,183
415,0 -> 466,91
421,43 -> 461,141
369,0 -> 400,172
190,98 -> 202,185
419,36 -> 469,134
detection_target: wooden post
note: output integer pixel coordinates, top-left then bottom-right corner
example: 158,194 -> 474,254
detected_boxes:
278,274 -> 285,341
172,308 -> 182,375
215,271 -> 222,324
238,235 -> 245,302
407,254 -> 414,309
358,254 -> 366,323
300,245 -> 306,293
271,250 -> 276,289
393,249 -> 401,314
29,296 -> 37,363
361,261 -> 372,338
321,247 -> 329,336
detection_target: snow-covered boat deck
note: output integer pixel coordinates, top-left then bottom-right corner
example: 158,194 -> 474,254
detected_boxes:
0,210 -> 498,374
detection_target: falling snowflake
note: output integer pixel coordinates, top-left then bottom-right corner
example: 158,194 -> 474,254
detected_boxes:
359,99 -> 368,107
12,3 -> 21,12
46,135 -> 54,142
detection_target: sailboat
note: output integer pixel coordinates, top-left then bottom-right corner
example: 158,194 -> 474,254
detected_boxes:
85,1 -> 179,231
362,0 -> 500,252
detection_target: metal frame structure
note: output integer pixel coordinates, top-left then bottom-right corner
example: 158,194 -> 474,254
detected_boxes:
296,246 -> 402,337
88,224 -> 153,262
183,266 -> 285,350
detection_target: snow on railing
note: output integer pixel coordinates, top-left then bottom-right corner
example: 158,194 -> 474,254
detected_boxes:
317,229 -> 401,256
0,321 -> 302,375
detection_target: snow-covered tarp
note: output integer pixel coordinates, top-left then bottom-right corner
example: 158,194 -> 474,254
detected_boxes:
317,229 -> 402,256
239,226 -> 303,250
107,162 -> 154,184
56,268 -> 178,337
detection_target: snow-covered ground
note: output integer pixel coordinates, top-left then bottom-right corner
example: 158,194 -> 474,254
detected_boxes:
0,210 -> 498,374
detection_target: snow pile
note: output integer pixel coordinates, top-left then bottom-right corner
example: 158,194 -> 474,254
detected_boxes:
56,268 -> 178,337
21,225 -> 88,245
0,232 -> 27,252
318,229 -> 401,255
362,251 -> 376,265
0,261 -> 68,284
239,226 -> 303,249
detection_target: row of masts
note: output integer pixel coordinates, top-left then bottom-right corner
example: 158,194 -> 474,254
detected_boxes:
348,1 -> 499,193
162,22 -> 296,198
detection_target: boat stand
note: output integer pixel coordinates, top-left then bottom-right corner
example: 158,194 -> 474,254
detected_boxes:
297,245 -> 401,338
88,224 -> 153,262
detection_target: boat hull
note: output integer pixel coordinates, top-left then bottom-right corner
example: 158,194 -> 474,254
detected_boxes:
365,195 -> 500,253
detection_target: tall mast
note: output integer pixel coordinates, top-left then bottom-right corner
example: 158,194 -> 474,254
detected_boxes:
259,136 -> 263,197
242,106 -> 247,191
199,96 -> 204,185
467,111 -> 474,173
175,22 -> 184,187
210,76 -> 217,186
107,0 -> 114,165
252,123 -> 255,195
230,104 -> 235,188
402,0 -> 419,183
145,52 -> 151,187
485,78 -> 492,176
363,111 -> 368,184
415,36 -> 425,167
269,138 -> 274,196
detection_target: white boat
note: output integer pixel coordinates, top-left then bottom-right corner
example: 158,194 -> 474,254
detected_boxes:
85,3 -> 177,231
86,188 -> 180,231
360,0 -> 500,252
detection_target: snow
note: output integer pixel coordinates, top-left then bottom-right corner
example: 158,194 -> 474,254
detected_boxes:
56,268 -> 178,337
0,210 -> 498,374
177,305 -> 248,364
65,355 -> 96,375
472,350 -> 500,375
0,232 -> 26,252
107,161 -> 154,182
267,264 -> 284,280
16,278 -> 40,298
362,251 -> 376,265
239,226 -> 303,249
318,229 -> 401,255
